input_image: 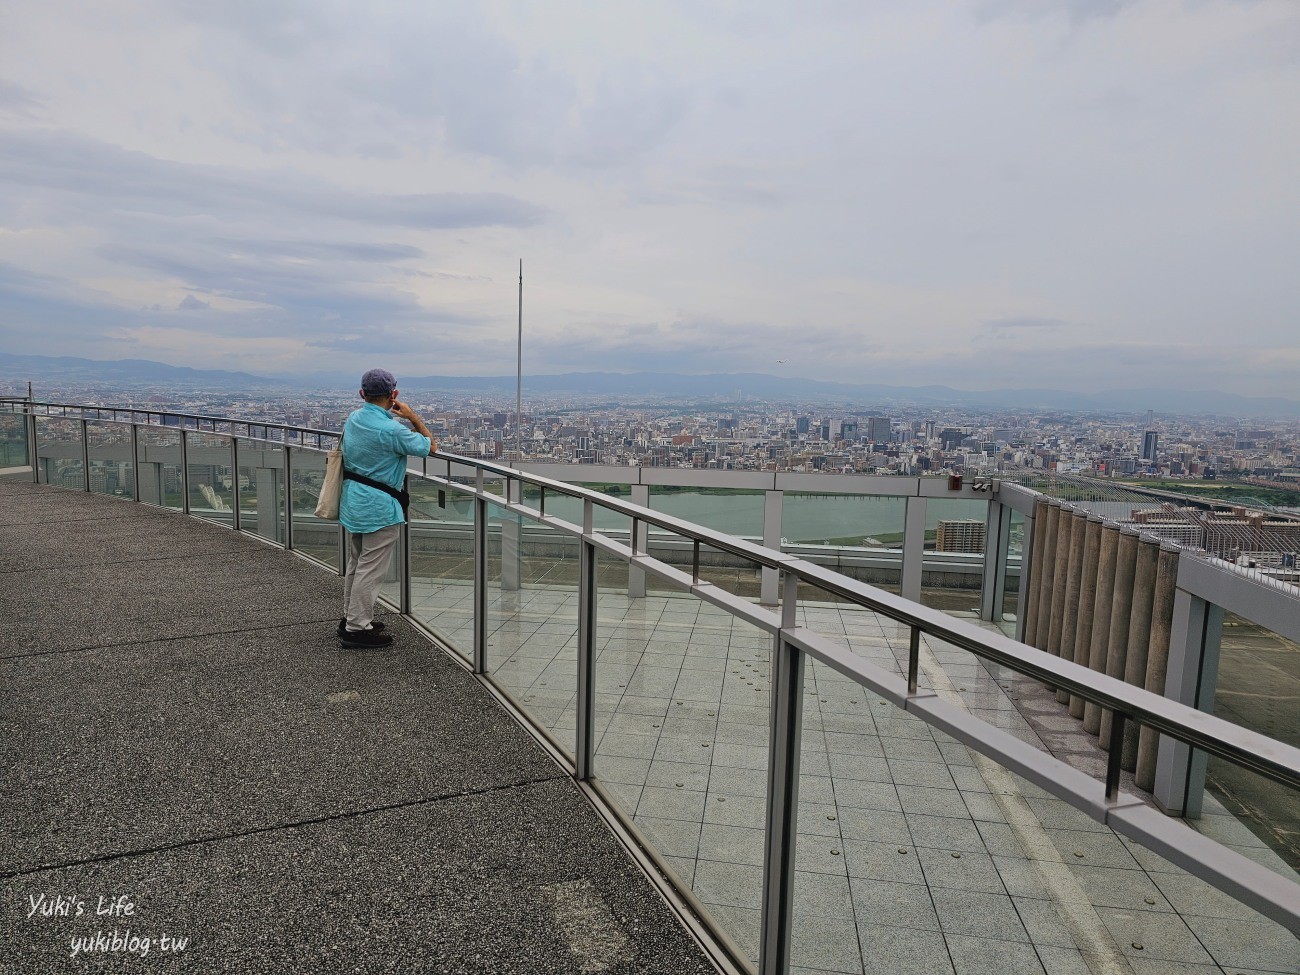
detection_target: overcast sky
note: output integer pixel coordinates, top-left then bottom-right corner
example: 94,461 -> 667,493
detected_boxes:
1,1 -> 1297,396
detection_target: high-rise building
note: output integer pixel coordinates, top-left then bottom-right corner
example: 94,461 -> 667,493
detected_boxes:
1142,430 -> 1159,462
936,519 -> 986,554
866,416 -> 891,444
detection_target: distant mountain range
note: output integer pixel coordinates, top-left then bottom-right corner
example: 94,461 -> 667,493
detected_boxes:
3,354 -> 1298,419
0,353 -> 280,390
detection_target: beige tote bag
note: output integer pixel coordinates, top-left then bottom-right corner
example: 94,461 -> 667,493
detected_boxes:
314,435 -> 344,520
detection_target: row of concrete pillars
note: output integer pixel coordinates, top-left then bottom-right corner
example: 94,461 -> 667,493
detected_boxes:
1022,498 -> 1180,792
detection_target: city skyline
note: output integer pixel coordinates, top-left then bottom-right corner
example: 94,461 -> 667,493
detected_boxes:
2,2 -> 1298,396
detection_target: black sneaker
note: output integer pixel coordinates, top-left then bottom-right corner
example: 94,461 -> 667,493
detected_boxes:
337,618 -> 386,637
339,626 -> 393,648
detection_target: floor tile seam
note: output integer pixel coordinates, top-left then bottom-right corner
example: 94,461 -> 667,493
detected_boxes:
0,771 -> 568,882
0,614 -> 368,662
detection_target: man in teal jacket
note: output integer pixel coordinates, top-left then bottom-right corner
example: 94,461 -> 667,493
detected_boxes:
339,368 -> 437,647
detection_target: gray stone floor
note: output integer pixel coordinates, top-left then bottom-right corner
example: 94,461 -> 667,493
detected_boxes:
408,557 -> 1300,975
0,481 -> 719,975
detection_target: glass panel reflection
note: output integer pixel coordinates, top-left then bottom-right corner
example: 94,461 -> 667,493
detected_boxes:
185,431 -> 234,524
85,420 -> 134,499
0,412 -> 30,480
34,416 -> 84,490
592,562 -> 769,966
137,424 -> 183,510
485,499 -> 580,757
235,437 -> 285,543
408,479 -> 475,660
289,446 -> 340,570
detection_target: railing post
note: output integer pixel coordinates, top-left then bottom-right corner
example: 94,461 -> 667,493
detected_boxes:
907,625 -> 922,694
26,408 -> 38,484
760,571 -> 804,975
79,417 -> 90,492
1153,581 -> 1224,817
282,443 -> 294,550
761,488 -> 782,606
124,422 -> 140,501
576,499 -> 597,780
231,436 -> 242,531
1014,504 -> 1036,643
179,427 -> 190,514
628,483 -> 648,598
979,499 -> 1008,621
502,477 -> 521,591
400,474 -> 413,613
472,495 -> 488,675
901,496 -> 927,602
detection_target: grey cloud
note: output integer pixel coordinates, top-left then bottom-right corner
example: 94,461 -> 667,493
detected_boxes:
0,130 -> 546,230
96,242 -> 428,327
201,238 -> 425,263
170,3 -> 692,169
0,79 -> 44,118
984,316 -> 1071,330
178,295 -> 210,311
974,0 -> 1141,26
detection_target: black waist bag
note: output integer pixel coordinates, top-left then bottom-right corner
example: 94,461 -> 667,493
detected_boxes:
343,470 -> 410,517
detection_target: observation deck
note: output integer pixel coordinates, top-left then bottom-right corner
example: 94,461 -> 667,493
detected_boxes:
1,480 -> 715,973
2,401 -> 1299,975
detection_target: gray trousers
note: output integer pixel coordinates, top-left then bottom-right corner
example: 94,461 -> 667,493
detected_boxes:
343,524 -> 401,630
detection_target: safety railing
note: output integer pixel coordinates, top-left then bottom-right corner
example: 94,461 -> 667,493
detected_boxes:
3,399 -> 1298,974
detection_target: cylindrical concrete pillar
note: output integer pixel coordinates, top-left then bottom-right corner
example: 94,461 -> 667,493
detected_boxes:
1119,533 -> 1161,770
1136,541 -> 1181,790
1100,526 -> 1140,748
1045,504 -> 1074,660
1032,501 -> 1062,650
1022,499 -> 1050,647
1083,523 -> 1121,735
1054,510 -> 1088,703
1068,515 -> 1105,718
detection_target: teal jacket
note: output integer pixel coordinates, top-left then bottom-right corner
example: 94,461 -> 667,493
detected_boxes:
339,403 -> 431,534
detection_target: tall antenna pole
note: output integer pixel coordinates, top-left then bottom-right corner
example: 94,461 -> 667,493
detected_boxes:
515,259 -> 523,466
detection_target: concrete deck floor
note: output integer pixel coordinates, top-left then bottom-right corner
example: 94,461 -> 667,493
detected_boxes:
0,480 -> 719,975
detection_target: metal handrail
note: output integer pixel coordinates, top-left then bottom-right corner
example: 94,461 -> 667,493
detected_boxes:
8,397 -> 1299,791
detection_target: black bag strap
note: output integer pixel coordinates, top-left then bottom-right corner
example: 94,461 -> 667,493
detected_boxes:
343,469 -> 410,516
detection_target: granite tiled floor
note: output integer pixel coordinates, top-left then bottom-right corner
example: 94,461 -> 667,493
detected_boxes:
409,574 -> 1300,975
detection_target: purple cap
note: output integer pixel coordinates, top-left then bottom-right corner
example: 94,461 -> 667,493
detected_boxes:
360,368 -> 397,397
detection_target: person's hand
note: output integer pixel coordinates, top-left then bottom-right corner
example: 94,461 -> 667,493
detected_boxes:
390,399 -> 417,421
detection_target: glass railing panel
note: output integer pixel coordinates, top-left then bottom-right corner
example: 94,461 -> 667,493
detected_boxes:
640,532 -> 770,606
408,479 -> 475,661
185,431 -> 234,525
288,446 -> 340,570
0,411 -> 30,480
34,415 -> 84,490
920,498 -> 990,614
518,481 -> 637,536
485,499 -> 579,757
782,492 -> 907,596
793,581 -> 912,683
648,485 -> 765,542
1202,614 -> 1300,884
592,564 -> 770,966
235,437 -> 285,543
85,420 -> 134,499
1001,508 -> 1025,627
136,424 -> 183,510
